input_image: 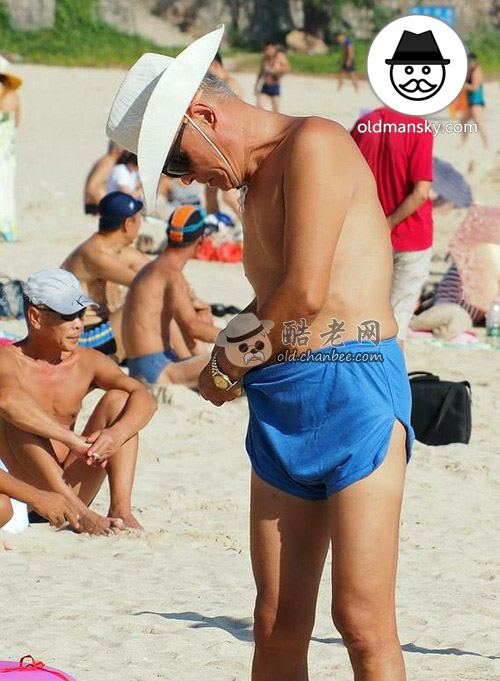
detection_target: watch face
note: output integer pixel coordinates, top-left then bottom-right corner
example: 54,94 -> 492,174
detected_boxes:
214,375 -> 229,390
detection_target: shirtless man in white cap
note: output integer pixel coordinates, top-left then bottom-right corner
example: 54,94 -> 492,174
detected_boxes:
106,26 -> 413,679
0,269 -> 156,535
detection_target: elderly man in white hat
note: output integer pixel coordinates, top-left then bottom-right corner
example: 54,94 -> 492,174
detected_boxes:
107,27 -> 414,680
0,269 -> 156,536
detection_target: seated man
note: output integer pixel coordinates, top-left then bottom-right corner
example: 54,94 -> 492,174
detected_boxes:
61,191 -> 149,360
83,141 -> 123,215
0,269 -> 156,535
122,205 -> 220,389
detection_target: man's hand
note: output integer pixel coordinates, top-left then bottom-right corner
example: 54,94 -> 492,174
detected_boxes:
32,491 -> 81,530
198,362 -> 242,406
64,432 -> 91,458
84,429 -> 123,466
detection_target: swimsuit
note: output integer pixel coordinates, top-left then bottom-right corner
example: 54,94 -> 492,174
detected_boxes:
261,83 -> 281,97
127,349 -> 182,384
467,83 -> 484,106
84,203 -> 98,215
243,336 -> 414,501
79,319 -> 117,356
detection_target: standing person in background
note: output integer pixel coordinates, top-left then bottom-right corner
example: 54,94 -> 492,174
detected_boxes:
84,141 -> 123,215
0,57 -> 21,243
352,107 -> 433,342
210,52 -> 243,98
106,150 -> 142,198
336,32 -> 359,92
255,42 -> 290,112
462,53 -> 488,149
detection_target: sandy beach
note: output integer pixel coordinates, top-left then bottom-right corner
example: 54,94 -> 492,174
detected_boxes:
1,64 -> 500,680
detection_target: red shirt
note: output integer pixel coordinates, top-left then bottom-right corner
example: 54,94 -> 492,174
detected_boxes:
351,107 -> 433,252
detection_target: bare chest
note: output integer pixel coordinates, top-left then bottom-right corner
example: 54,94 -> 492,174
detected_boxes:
17,362 -> 90,424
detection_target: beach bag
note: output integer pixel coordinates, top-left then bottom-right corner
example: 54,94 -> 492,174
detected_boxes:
0,275 -> 24,319
0,656 -> 77,680
409,371 -> 472,446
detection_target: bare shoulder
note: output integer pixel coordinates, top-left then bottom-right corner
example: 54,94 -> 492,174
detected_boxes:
290,117 -> 358,161
0,345 -> 18,375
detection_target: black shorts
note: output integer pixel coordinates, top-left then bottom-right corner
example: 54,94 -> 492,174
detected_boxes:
85,203 -> 99,215
341,61 -> 356,73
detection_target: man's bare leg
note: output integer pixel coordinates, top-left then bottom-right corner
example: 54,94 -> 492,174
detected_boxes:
470,105 -> 489,148
159,354 -> 211,390
0,494 -> 13,529
338,71 -> 346,90
0,419 -> 121,536
271,96 -> 280,113
329,420 -> 407,681
257,94 -> 267,109
350,72 -> 359,92
71,389 -> 142,530
250,472 -> 330,681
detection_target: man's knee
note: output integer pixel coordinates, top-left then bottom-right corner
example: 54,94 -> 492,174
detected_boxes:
0,494 -> 14,529
254,597 -> 311,658
332,599 -> 397,656
99,389 -> 129,418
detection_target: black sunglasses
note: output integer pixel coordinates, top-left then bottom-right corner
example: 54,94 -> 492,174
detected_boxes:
33,305 -> 86,322
162,123 -> 190,178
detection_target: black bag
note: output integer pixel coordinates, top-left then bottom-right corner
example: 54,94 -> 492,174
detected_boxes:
409,371 -> 472,446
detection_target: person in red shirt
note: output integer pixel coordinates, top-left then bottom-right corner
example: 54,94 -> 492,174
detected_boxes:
351,107 -> 433,340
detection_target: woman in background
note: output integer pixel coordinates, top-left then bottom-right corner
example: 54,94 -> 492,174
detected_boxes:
0,57 -> 22,243
462,52 -> 488,149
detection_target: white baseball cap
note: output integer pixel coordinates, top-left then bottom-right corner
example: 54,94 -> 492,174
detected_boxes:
106,25 -> 224,214
23,269 -> 97,315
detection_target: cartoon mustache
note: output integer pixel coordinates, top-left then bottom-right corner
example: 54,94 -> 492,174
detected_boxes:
244,350 -> 265,365
399,78 -> 437,93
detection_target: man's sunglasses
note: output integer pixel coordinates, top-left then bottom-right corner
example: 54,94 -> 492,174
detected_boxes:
32,305 -> 86,322
162,122 -> 190,178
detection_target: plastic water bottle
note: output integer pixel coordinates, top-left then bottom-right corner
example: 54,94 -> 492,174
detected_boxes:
486,294 -> 500,347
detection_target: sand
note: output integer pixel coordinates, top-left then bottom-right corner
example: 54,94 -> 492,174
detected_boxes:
1,64 -> 500,680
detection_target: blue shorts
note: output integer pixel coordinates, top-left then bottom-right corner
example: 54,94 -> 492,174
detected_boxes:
261,83 -> 281,97
128,349 -> 180,384
243,336 -> 414,501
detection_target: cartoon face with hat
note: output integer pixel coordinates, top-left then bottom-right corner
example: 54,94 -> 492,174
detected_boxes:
216,313 -> 274,368
386,29 -> 450,101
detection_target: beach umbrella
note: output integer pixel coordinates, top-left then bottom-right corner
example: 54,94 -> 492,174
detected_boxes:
449,204 -> 500,311
432,157 -> 472,208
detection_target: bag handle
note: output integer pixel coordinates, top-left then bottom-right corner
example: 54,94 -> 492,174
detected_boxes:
0,657 -> 72,680
408,371 -> 439,380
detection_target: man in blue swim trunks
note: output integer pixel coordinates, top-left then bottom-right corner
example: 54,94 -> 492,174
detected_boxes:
107,26 -> 414,680
122,205 -> 220,390
336,31 -> 359,92
256,42 -> 290,113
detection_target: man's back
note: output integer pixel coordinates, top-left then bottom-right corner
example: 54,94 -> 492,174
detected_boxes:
62,237 -> 110,324
351,107 -> 433,251
122,257 -> 174,358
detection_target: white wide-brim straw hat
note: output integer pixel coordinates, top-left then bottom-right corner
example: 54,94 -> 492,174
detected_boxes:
0,56 -> 22,90
106,25 -> 224,214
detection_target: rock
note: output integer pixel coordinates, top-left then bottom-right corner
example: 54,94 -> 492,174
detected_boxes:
286,29 -> 328,56
4,0 -> 55,31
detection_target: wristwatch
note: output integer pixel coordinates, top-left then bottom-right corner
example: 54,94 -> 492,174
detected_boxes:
211,350 -> 240,390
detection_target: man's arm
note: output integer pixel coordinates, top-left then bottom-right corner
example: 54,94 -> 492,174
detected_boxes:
0,353 -> 90,454
205,120 -> 354,391
84,350 -> 157,462
85,250 -> 138,287
173,287 -> 220,344
387,180 -> 431,229
0,469 -> 81,529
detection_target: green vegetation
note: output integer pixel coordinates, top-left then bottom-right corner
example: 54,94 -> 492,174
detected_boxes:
0,0 -> 181,67
1,0 -> 500,76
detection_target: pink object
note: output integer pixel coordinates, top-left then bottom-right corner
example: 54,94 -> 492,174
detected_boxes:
0,338 -> 14,345
406,328 -> 478,344
0,657 -> 77,680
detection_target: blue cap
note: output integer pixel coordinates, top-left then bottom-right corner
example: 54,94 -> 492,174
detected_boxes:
98,191 -> 143,230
